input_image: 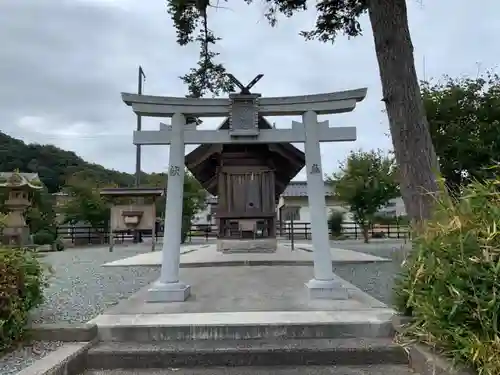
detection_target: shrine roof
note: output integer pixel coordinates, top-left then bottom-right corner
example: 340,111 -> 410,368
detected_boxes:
185,116 -> 305,196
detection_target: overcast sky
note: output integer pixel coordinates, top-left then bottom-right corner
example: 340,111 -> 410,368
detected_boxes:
0,0 -> 498,180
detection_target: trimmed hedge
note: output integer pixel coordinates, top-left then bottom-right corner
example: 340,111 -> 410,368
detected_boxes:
394,179 -> 500,375
33,229 -> 56,245
328,210 -> 344,237
0,248 -> 50,353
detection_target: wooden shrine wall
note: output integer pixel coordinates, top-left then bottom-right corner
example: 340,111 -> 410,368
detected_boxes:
217,167 -> 275,218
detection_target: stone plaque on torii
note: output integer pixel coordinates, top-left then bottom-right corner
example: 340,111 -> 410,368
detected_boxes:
226,73 -> 262,137
121,73 -> 367,303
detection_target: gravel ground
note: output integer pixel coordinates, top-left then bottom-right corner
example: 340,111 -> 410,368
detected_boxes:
331,239 -> 408,305
1,240 -> 407,375
1,245 -> 160,375
1,341 -> 64,375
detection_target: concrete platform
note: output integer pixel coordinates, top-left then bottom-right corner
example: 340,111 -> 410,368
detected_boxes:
88,266 -> 395,342
92,266 -> 388,315
103,243 -> 389,267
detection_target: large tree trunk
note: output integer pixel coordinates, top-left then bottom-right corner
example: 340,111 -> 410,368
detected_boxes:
367,0 -> 439,224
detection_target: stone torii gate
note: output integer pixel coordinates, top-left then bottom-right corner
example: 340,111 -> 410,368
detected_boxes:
122,75 -> 367,303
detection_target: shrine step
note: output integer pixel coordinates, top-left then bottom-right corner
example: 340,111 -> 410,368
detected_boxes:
93,310 -> 395,342
217,238 -> 277,253
85,338 -> 408,369
83,365 -> 416,375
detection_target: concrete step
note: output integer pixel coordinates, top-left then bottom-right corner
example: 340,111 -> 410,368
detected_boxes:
83,365 -> 416,375
94,310 -> 395,342
86,338 -> 408,369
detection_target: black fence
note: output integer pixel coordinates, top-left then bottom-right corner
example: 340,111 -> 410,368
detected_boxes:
56,221 -> 410,245
187,221 -> 410,241
56,226 -> 153,245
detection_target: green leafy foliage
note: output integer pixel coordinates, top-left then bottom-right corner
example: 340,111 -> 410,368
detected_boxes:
0,248 -> 50,353
181,172 -> 206,243
0,133 -> 208,246
166,0 -> 366,97
25,189 -> 57,237
33,229 -> 56,246
423,73 -> 500,193
329,149 -> 399,242
166,0 -> 438,225
327,210 -> 344,237
0,132 -> 135,194
394,178 -> 500,375
61,174 -> 111,229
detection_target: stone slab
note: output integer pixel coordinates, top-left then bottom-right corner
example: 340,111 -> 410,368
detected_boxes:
103,243 -> 390,267
407,343 -> 476,375
306,278 -> 349,300
16,342 -> 92,375
392,316 -> 476,375
146,281 -> 191,303
90,309 -> 395,342
28,323 -> 98,342
217,238 -> 277,253
84,365 -> 416,375
86,338 -> 407,368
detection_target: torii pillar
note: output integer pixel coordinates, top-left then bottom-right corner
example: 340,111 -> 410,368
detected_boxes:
293,111 -> 346,298
146,113 -> 190,302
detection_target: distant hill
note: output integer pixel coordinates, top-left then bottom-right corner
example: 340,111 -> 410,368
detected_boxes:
0,132 -> 149,193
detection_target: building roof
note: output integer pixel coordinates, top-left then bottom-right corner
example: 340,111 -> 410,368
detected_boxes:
185,116 -> 305,197
281,181 -> 335,197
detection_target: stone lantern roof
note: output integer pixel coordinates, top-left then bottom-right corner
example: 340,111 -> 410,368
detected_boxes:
0,172 -> 44,189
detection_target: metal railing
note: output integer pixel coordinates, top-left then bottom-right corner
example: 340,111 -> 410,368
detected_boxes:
56,220 -> 410,246
185,221 -> 410,241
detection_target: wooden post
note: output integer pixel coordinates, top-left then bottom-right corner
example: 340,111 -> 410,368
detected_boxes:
151,203 -> 156,252
109,221 -> 114,252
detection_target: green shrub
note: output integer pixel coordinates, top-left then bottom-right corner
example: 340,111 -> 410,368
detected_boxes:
181,216 -> 191,244
33,229 -> 56,245
328,210 -> 344,237
0,248 -> 50,353
394,178 -> 500,375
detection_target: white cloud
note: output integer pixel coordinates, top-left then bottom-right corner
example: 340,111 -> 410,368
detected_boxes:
0,0 -> 498,177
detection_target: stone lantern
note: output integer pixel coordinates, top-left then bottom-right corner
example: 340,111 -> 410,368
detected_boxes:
0,171 -> 43,247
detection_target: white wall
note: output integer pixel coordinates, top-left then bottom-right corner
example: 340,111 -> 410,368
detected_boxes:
377,197 -> 407,216
190,195 -> 406,228
279,196 -> 406,225
291,205 -> 356,224
191,203 -> 215,226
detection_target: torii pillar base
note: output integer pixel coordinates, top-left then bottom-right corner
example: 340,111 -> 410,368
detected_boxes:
146,280 -> 191,303
305,278 -> 349,300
